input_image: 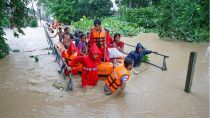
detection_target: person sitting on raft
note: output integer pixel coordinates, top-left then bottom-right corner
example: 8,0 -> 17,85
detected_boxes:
104,57 -> 133,95
126,43 -> 155,67
112,33 -> 124,52
62,27 -> 74,49
71,43 -> 101,87
77,34 -> 87,55
62,42 -> 81,75
89,19 -> 113,62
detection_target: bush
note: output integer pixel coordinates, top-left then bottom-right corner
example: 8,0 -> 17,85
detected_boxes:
0,36 -> 9,59
73,17 -> 139,37
30,19 -> 38,27
157,0 -> 209,42
120,6 -> 158,30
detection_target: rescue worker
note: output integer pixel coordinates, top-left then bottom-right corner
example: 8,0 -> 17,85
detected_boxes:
62,43 -> 81,75
126,43 -> 156,67
89,19 -> 113,62
71,43 -> 101,87
104,58 -> 133,95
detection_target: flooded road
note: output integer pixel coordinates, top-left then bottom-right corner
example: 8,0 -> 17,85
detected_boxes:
0,27 -> 209,118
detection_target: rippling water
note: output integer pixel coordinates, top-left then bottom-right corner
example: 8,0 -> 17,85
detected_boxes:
0,27 -> 208,118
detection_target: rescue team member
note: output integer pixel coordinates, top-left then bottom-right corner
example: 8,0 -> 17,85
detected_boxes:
62,43 -> 80,75
89,19 -> 113,62
104,58 -> 133,95
126,43 -> 156,67
71,43 -> 101,87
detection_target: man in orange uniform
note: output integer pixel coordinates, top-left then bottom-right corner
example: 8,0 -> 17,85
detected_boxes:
71,43 -> 101,87
62,43 -> 81,75
89,19 -> 113,62
104,58 -> 133,95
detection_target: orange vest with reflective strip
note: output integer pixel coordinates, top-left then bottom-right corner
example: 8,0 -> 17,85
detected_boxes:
105,65 -> 130,93
91,28 -> 106,47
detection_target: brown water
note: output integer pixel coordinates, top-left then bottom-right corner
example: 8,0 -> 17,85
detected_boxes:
0,27 -> 209,118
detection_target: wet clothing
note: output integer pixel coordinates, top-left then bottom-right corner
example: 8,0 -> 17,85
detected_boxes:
89,28 -> 113,62
126,43 -> 152,67
104,65 -> 130,94
71,43 -> 101,87
62,43 -> 80,75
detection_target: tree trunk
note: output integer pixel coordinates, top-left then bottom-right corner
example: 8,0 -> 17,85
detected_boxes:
129,0 -> 132,8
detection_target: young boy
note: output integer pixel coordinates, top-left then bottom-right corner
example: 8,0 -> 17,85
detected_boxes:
104,58 -> 133,95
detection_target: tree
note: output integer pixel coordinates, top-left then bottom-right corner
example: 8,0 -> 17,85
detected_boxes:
39,0 -> 113,24
158,0 -> 209,42
116,0 -> 160,8
0,0 -> 29,59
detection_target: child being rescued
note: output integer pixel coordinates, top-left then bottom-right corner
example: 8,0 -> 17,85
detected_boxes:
104,58 -> 133,95
77,33 -> 87,55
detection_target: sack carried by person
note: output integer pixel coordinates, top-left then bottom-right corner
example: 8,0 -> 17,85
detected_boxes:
108,48 -> 123,58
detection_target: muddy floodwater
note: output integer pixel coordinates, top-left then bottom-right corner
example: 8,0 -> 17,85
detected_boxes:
0,27 -> 209,118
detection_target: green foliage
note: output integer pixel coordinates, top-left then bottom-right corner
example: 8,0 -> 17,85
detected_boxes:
39,0 -> 113,24
30,19 -> 38,27
73,17 -> 139,36
157,0 -> 209,42
0,0 -> 29,59
141,55 -> 149,62
116,0 -> 160,8
120,6 -> 158,30
119,0 -> 208,42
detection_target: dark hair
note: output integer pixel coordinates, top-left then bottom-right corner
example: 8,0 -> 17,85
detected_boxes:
114,33 -> 121,41
124,58 -> 133,68
80,33 -> 86,39
64,27 -> 69,31
93,19 -> 101,26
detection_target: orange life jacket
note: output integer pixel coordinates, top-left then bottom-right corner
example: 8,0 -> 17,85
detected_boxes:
64,50 -> 77,61
91,28 -> 106,48
105,65 -> 130,93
